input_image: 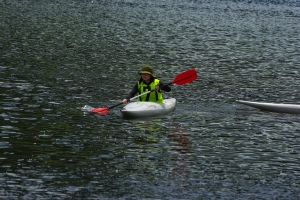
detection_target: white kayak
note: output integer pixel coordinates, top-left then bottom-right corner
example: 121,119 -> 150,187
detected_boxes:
236,100 -> 300,114
121,98 -> 176,118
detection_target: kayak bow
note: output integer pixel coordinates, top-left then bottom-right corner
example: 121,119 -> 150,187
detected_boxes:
236,100 -> 300,114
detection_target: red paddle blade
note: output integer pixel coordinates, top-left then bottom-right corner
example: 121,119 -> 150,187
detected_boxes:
91,107 -> 109,113
172,69 -> 198,85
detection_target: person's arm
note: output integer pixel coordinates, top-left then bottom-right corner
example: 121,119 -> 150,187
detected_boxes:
122,83 -> 138,104
158,81 -> 171,92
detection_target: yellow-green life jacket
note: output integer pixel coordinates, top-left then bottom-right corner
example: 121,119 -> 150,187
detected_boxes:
138,79 -> 163,104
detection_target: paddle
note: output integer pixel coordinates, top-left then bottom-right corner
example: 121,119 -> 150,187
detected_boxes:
91,69 -> 198,113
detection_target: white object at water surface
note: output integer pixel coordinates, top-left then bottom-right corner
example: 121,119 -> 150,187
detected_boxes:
236,100 -> 300,114
121,98 -> 176,118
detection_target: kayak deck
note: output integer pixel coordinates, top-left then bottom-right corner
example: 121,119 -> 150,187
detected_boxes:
121,98 -> 176,118
236,100 -> 300,114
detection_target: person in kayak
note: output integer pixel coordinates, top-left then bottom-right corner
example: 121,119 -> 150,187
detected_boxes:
122,65 -> 171,104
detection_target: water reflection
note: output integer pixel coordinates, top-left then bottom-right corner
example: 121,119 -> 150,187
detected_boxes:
101,118 -> 198,198
168,123 -> 193,192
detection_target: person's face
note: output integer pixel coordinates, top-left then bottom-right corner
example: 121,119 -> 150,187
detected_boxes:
141,73 -> 151,82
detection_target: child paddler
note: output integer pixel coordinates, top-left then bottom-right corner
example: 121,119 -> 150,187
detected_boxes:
122,65 -> 171,104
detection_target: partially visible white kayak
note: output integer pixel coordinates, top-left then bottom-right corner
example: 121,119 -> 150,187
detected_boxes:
121,98 -> 176,118
236,100 -> 300,114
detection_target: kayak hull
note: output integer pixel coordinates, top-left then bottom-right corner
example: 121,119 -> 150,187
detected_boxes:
236,100 -> 300,114
121,98 -> 176,118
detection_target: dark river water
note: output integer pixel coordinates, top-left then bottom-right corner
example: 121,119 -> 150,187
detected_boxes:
1,0 -> 300,199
